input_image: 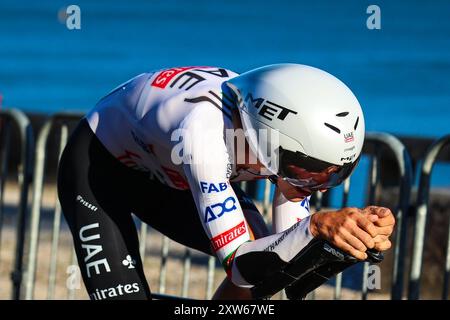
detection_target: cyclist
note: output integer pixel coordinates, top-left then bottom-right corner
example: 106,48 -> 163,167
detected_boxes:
57,64 -> 395,300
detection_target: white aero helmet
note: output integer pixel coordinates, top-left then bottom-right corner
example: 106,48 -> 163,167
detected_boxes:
226,63 -> 365,190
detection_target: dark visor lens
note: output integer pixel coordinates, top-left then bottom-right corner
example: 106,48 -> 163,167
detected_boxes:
278,148 -> 360,190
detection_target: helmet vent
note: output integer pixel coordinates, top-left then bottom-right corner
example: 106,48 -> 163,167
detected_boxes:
324,123 -> 341,134
336,112 -> 349,117
354,117 -> 360,130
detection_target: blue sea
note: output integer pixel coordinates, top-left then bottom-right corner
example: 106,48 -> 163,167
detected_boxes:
1,0 -> 449,195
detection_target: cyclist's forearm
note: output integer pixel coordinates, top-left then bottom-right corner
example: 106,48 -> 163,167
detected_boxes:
228,216 -> 314,287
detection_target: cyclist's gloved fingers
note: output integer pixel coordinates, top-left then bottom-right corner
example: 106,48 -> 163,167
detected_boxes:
333,234 -> 368,261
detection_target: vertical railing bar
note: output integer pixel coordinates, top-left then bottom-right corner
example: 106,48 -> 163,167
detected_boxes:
391,149 -> 411,300
181,248 -> 191,298
365,132 -> 412,300
159,236 -> 170,294
10,109 -> 34,300
334,178 -> 351,300
47,124 -> 68,299
409,202 -> 428,299
315,191 -> 323,212
240,181 -> 247,193
334,274 -> 343,300
362,153 -> 380,300
67,249 -> 77,300
0,119 -> 11,255
408,135 -> 450,299
367,150 -> 379,205
361,262 -> 370,300
442,223 -> 450,300
391,208 -> 404,299
205,256 -> 216,299
25,120 -> 53,300
47,203 -> 62,299
139,221 -> 148,260
262,180 -> 272,222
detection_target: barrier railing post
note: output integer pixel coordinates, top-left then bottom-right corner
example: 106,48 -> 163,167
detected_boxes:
334,178 -> 351,300
47,124 -> 69,299
0,119 -> 11,255
365,132 -> 413,300
158,236 -> 170,294
443,222 -> 450,300
25,120 -> 53,300
205,256 -> 216,299
408,135 -> 450,299
0,109 -> 34,300
262,180 -> 272,221
181,248 -> 191,298
139,221 -> 148,259
361,148 -> 381,300
25,113 -> 83,300
67,249 -> 78,300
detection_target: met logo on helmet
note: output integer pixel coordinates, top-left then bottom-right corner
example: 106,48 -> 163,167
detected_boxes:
244,93 -> 297,121
340,153 -> 356,162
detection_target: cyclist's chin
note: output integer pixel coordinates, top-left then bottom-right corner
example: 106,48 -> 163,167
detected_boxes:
277,178 -> 312,201
284,187 -> 312,202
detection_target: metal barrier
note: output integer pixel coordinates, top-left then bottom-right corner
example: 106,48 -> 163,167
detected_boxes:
23,113 -> 223,300
21,112 -> 414,300
363,132 -> 413,300
25,112 -> 83,300
0,108 -> 34,300
408,135 -> 450,300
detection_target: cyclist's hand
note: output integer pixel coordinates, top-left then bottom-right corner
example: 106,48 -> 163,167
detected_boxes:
361,206 -> 395,252
309,208 -> 379,260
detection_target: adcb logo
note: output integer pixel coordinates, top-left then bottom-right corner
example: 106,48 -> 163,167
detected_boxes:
204,196 -> 237,223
